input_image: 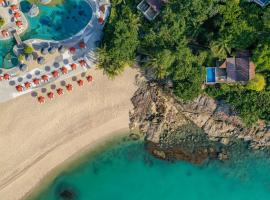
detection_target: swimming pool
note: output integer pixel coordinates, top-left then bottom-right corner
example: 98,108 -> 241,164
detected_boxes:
0,0 -> 93,68
206,67 -> 216,84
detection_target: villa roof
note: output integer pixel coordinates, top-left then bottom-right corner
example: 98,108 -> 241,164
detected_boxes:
218,56 -> 254,82
79,41 -> 86,49
69,47 -> 76,54
146,0 -> 162,12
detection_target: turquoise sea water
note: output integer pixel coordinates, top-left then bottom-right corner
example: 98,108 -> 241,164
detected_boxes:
0,0 -> 92,68
32,139 -> 270,200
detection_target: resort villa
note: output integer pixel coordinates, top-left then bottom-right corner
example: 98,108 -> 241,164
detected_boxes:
137,0 -> 167,21
248,0 -> 270,7
206,55 -> 255,85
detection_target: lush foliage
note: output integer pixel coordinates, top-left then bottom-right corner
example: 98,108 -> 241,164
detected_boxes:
246,74 -> 266,91
99,0 -> 270,124
23,45 -> 33,55
0,17 -> 4,27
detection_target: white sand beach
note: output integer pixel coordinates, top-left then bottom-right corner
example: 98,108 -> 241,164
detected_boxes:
0,67 -> 138,200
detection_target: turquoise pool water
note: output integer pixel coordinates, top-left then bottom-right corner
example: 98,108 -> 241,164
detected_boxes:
0,0 -> 92,68
32,139 -> 270,200
206,67 -> 216,83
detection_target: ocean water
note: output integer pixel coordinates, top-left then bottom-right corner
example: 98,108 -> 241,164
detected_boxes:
0,0 -> 92,68
31,139 -> 270,200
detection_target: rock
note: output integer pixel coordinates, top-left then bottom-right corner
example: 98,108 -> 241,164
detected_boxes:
130,83 -> 270,163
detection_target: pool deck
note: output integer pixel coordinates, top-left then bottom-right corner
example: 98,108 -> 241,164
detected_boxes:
0,0 -> 28,41
0,0 -> 110,103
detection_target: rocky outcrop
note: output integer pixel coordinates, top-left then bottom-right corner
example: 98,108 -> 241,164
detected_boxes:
130,81 -> 270,164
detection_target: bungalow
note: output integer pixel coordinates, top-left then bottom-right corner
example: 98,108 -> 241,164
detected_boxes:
137,0 -> 166,21
206,55 -> 255,85
249,0 -> 270,7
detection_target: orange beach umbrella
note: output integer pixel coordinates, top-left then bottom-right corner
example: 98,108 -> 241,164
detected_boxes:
86,75 -> 93,82
3,73 -> 10,80
70,63 -> 77,70
60,66 -> 68,74
16,85 -> 23,92
56,88 -> 64,95
66,84 -> 73,92
77,79 -> 84,87
24,81 -> 31,89
37,96 -> 45,104
33,78 -> 40,85
52,70 -> 59,78
41,74 -> 49,81
47,92 -> 54,100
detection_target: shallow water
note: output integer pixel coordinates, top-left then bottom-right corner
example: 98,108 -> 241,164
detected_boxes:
0,0 -> 92,68
31,139 -> 270,200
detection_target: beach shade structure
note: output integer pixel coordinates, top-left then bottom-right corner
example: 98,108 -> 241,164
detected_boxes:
86,75 -> 93,82
48,46 -> 57,54
60,66 -> 68,74
41,74 -> 49,82
33,78 -> 40,85
70,63 -> 77,71
16,85 -> 23,92
99,5 -> 106,13
47,92 -> 54,100
1,30 -> 9,37
41,48 -> 48,55
79,41 -> 86,49
77,79 -> 84,87
10,4 -> 17,11
3,73 -> 10,80
13,12 -> 21,19
37,96 -> 45,104
52,70 -> 59,78
79,60 -> 87,67
69,47 -> 76,54
98,17 -> 104,24
24,81 -> 31,89
19,64 -> 28,72
37,57 -> 45,65
16,21 -> 23,27
56,88 -> 63,96
58,45 -> 66,54
66,84 -> 73,92
25,54 -> 33,61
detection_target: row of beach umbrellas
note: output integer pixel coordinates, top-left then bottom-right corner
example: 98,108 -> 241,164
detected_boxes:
15,59 -> 88,92
37,75 -> 93,104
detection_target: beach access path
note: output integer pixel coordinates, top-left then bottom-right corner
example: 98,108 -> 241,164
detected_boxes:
0,67 -> 139,200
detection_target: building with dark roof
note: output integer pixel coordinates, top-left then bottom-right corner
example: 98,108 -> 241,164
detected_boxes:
205,55 -> 255,85
249,0 -> 270,7
137,0 -> 166,21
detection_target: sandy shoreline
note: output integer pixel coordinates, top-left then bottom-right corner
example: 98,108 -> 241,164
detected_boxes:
0,67 -> 139,200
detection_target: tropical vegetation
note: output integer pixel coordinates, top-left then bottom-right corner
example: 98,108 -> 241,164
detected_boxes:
98,0 -> 270,125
